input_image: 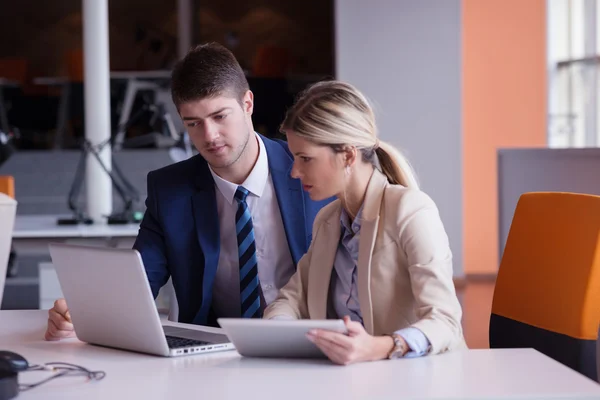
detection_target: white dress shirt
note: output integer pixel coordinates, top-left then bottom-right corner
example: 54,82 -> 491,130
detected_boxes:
209,134 -> 295,318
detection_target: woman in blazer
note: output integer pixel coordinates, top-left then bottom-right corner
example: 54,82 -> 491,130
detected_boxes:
263,80 -> 467,365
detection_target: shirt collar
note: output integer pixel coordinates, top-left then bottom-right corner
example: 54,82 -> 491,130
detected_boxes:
209,133 -> 269,205
340,205 -> 363,235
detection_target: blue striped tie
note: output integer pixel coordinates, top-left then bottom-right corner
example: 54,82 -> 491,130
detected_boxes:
234,186 -> 262,318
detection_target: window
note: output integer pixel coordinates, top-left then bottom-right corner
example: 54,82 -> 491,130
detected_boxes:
548,0 -> 600,147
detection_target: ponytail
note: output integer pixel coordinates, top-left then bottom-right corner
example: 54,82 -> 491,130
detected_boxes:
375,141 -> 419,189
279,79 -> 419,190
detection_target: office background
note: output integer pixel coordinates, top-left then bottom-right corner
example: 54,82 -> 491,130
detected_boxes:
1,0 -> 599,352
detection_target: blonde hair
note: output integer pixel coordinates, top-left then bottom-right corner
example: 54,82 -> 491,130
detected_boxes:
280,80 -> 419,189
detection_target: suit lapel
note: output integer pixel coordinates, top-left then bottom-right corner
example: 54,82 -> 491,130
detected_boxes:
356,170 -> 388,335
271,168 -> 306,264
307,207 -> 341,319
191,161 -> 220,325
263,136 -> 309,265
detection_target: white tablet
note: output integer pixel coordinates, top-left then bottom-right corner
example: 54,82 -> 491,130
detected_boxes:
217,318 -> 348,359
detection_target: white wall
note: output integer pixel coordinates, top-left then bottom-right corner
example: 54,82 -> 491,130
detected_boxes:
335,0 -> 463,276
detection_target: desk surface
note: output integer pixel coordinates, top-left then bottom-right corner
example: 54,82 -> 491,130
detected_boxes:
13,215 -> 139,239
2,310 -> 600,399
32,76 -> 67,86
0,78 -> 19,87
34,71 -> 171,85
110,70 -> 171,79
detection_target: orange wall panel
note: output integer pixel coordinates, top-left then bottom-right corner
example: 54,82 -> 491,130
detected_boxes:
462,0 -> 547,274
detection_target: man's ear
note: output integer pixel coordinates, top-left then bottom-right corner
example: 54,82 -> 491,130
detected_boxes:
243,90 -> 254,115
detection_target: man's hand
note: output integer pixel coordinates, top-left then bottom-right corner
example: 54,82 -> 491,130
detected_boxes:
44,298 -> 76,341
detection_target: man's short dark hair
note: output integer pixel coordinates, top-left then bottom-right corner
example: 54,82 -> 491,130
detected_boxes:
171,42 -> 249,107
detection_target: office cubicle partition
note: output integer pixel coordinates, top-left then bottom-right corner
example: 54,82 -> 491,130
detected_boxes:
498,148 -> 600,263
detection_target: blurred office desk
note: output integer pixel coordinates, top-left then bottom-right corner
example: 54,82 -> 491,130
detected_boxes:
110,70 -> 173,151
3,310 -> 600,400
34,70 -> 172,150
6,215 -> 139,309
12,215 -> 139,254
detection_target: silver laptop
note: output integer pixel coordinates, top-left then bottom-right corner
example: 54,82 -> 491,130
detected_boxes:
48,243 -> 234,357
218,318 -> 347,359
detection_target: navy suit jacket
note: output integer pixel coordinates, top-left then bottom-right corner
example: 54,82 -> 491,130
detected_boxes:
133,135 -> 331,326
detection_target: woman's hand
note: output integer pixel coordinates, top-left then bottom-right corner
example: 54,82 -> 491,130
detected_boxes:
306,316 -> 397,365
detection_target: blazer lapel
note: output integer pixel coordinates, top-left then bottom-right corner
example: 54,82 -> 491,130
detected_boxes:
357,170 -> 388,335
191,164 -> 220,325
307,206 -> 341,319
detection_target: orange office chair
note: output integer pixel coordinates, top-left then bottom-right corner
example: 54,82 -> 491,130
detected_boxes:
0,58 -> 28,86
66,49 -> 84,83
490,192 -> 600,380
0,176 -> 14,199
252,45 -> 291,78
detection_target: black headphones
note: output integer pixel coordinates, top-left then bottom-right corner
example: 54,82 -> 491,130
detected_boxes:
0,371 -> 17,400
0,350 -> 27,400
0,350 -> 106,399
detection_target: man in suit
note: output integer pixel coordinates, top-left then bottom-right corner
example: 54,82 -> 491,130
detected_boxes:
44,43 -> 330,340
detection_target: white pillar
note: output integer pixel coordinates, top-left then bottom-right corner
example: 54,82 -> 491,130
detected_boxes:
178,0 -> 193,59
83,0 -> 112,223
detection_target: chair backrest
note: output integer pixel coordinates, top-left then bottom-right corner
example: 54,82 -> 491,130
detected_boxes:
252,45 -> 290,78
0,176 -> 15,198
0,192 -> 17,305
66,49 -> 84,82
490,192 -> 600,380
0,58 -> 28,85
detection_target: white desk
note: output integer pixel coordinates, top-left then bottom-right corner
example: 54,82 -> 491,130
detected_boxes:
13,215 -> 139,238
2,310 -> 600,399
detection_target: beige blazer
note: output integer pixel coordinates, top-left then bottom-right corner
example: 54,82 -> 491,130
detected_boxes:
264,169 -> 467,355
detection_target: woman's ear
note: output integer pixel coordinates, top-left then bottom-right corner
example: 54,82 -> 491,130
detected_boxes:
344,146 -> 358,167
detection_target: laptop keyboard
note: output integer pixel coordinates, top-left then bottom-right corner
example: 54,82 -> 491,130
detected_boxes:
165,335 -> 209,349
